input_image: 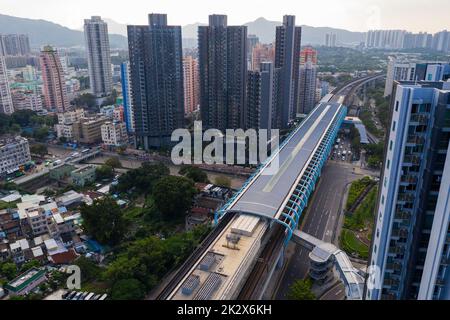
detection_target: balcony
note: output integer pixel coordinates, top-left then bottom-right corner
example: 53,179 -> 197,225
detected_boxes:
386,262 -> 402,271
381,293 -> 397,300
391,228 -> 409,238
407,135 -> 425,145
435,278 -> 446,286
400,175 -> 418,184
398,193 -> 415,202
389,246 -> 405,255
403,155 -> 421,165
383,277 -> 400,287
395,210 -> 411,222
410,114 -> 429,125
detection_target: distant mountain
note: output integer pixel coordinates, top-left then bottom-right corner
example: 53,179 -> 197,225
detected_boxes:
0,14 -> 364,50
0,14 -> 128,49
181,22 -> 206,39
182,17 -> 365,47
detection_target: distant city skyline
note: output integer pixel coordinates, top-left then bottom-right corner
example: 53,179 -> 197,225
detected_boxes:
1,0 -> 449,34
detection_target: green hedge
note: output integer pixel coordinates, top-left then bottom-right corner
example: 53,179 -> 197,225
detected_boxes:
346,177 -> 372,211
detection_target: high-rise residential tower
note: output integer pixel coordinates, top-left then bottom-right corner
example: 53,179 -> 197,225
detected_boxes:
384,57 -> 450,97
199,14 -> 247,131
84,16 -> 113,97
325,33 -> 337,47
120,61 -> 134,133
367,80 -> 450,300
0,55 -> 14,115
39,45 -> 69,112
274,15 -> 302,129
0,34 -> 31,56
298,47 -> 318,114
128,14 -> 184,149
246,62 -> 278,131
183,55 -> 200,114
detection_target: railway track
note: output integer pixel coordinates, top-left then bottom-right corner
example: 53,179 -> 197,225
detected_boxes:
157,74 -> 385,301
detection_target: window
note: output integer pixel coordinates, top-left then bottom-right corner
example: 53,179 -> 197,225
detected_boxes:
395,101 -> 399,112
392,121 -> 396,132
387,159 -> 390,169
389,140 -> 393,151
382,195 -> 385,205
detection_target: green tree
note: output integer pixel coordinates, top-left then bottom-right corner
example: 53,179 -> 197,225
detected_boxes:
20,259 -> 40,272
288,279 -> 316,300
153,176 -> 197,219
105,157 -> 122,170
1,262 -> 17,280
80,197 -> 128,245
72,93 -> 97,108
214,176 -> 231,188
96,164 -> 114,180
179,165 -> 208,183
113,162 -> 170,196
74,256 -> 102,283
111,278 -> 145,300
30,144 -> 48,156
33,126 -> 50,142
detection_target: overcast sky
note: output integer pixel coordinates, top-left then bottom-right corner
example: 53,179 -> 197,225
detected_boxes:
2,0 -> 449,33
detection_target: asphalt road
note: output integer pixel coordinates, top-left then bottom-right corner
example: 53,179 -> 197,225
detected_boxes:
275,159 -> 361,300
320,282 -> 347,300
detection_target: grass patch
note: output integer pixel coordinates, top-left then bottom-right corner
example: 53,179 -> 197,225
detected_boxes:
346,176 -> 373,211
345,186 -> 378,231
340,229 -> 369,259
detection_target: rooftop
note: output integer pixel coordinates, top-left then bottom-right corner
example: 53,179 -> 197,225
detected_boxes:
5,268 -> 46,292
228,102 -> 344,219
171,214 -> 267,300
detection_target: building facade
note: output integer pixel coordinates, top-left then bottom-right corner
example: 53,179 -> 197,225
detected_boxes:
120,61 -> 135,133
246,62 -> 278,131
199,14 -> 247,131
84,16 -> 113,97
298,47 -> 318,115
39,46 -> 70,112
251,43 -> 275,72
367,80 -> 450,300
101,121 -> 128,146
384,58 -> 450,97
0,136 -> 31,175
0,34 -> 31,56
365,30 -> 407,49
0,55 -> 14,114
325,33 -> 337,47
183,55 -> 200,114
274,15 -> 302,129
72,117 -> 107,144
128,13 -> 184,149
11,90 -> 43,112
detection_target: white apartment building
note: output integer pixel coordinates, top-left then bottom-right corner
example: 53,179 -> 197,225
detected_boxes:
0,55 -> 14,115
0,136 -> 31,175
84,16 -> 113,97
101,121 -> 128,146
384,57 -> 450,96
55,109 -> 85,140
